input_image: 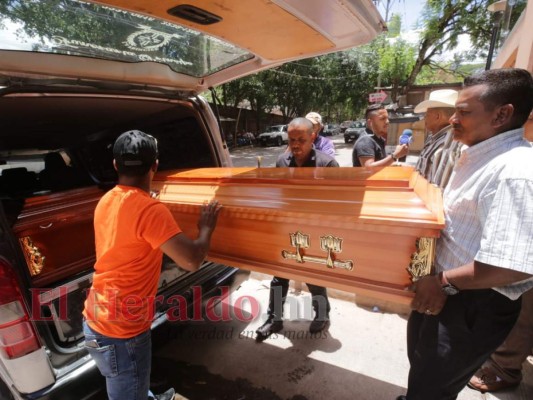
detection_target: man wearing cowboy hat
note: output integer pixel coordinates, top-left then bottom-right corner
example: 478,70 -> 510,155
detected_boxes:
414,89 -> 459,188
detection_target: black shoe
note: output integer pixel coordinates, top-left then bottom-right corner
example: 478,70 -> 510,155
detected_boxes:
395,396 -> 407,400
256,317 -> 283,340
151,388 -> 175,400
309,315 -> 330,334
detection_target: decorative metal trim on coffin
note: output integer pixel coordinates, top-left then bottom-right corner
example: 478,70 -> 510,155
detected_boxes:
281,231 -> 354,271
407,237 -> 436,282
19,236 -> 46,276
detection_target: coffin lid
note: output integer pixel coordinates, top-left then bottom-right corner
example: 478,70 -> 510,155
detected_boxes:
153,166 -> 445,231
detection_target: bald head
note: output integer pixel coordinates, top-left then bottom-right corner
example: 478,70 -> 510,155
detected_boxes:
288,117 -> 314,135
287,117 -> 316,166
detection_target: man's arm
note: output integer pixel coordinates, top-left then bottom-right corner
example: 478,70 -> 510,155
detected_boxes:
359,144 -> 409,168
411,261 -> 532,315
160,201 -> 221,271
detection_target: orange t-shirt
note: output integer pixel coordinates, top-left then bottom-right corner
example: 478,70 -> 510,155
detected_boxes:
83,185 -> 181,338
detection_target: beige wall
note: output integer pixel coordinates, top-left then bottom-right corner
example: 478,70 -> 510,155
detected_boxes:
388,119 -> 425,152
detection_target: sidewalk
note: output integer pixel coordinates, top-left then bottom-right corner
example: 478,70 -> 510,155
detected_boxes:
154,273 -> 533,400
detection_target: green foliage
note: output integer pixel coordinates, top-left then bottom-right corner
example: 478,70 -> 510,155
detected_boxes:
376,35 -> 417,99
387,13 -> 402,37
218,50 -> 379,127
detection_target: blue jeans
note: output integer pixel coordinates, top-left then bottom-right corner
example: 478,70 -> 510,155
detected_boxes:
83,321 -> 152,400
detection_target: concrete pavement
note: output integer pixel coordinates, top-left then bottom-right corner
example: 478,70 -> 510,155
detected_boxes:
154,273 -> 533,400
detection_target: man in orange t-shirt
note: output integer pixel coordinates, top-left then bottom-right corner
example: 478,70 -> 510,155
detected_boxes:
83,130 -> 221,400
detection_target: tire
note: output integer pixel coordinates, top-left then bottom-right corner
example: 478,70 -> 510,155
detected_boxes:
275,136 -> 282,146
0,378 -> 15,400
344,137 -> 350,144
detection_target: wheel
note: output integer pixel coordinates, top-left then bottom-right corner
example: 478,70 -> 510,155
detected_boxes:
276,136 -> 282,146
344,137 -> 350,144
0,378 -> 15,400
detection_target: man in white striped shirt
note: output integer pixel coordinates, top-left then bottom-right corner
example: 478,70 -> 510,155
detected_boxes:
397,68 -> 533,400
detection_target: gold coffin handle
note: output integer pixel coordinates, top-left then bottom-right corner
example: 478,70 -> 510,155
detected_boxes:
407,237 -> 436,282
281,231 -> 353,271
19,236 -> 46,276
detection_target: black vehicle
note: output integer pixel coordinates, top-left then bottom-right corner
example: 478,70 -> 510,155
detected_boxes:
344,121 -> 367,143
322,124 -> 340,136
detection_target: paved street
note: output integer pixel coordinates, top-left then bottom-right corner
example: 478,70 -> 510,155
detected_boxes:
150,272 -> 533,400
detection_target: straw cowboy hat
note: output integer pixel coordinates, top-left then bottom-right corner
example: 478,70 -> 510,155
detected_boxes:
414,89 -> 458,113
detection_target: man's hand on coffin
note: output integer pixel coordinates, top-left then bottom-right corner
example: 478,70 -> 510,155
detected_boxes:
410,275 -> 447,315
160,200 -> 222,271
198,200 -> 222,233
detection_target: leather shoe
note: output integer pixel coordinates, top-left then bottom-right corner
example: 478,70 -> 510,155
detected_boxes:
256,317 -> 283,340
395,396 -> 407,400
151,388 -> 175,400
309,316 -> 330,334
467,367 -> 519,393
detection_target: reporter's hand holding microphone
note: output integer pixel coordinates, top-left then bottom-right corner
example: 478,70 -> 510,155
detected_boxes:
394,129 -> 412,163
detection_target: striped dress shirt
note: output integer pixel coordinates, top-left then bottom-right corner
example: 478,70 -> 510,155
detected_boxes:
435,128 -> 533,300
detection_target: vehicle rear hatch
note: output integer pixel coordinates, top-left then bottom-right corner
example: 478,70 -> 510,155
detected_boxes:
0,0 -> 384,93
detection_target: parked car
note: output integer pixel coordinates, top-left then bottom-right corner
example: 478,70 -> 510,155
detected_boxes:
322,124 -> 340,136
344,121 -> 368,143
0,0 -> 383,399
257,125 -> 288,147
340,120 -> 354,133
237,132 -> 256,146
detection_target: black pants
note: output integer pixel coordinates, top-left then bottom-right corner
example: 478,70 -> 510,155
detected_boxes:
405,289 -> 522,400
267,276 -> 330,321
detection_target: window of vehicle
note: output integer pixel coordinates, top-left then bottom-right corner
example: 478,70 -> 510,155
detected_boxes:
0,0 -> 253,77
266,125 -> 286,132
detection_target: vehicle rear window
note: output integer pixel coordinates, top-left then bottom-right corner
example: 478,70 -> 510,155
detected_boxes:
0,0 -> 253,77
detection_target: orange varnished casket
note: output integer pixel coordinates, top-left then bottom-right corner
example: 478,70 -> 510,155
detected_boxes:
153,166 -> 444,304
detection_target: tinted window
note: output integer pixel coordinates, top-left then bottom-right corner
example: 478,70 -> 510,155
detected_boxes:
82,117 -> 215,185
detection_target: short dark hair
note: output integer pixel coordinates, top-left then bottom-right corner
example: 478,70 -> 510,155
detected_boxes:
365,103 -> 385,120
464,68 -> 533,128
113,130 -> 158,176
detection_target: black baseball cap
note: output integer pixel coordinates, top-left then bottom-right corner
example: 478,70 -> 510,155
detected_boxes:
113,130 -> 158,176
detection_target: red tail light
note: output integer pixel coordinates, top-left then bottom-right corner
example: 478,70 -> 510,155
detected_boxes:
0,258 -> 40,359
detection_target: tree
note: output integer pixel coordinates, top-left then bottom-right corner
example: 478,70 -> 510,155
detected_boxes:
217,50 -> 378,128
378,37 -> 417,101
402,0 -> 527,96
373,0 -> 406,23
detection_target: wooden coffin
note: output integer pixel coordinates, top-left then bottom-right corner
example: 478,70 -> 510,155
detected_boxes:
12,187 -> 103,287
153,166 -> 444,304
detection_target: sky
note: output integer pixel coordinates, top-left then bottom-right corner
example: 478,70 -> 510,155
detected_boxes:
377,0 -> 426,32
376,0 -> 474,60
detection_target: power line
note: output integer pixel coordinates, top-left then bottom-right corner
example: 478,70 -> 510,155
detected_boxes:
271,69 -> 364,81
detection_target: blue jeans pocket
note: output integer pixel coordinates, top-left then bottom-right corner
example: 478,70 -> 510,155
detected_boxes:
86,343 -> 118,378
